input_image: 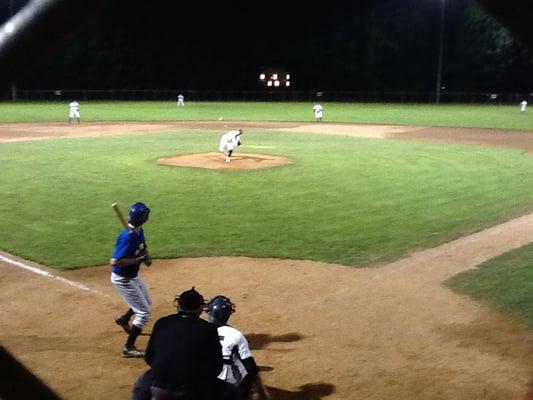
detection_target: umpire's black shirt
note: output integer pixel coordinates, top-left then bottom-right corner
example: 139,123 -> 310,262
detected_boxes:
145,312 -> 223,386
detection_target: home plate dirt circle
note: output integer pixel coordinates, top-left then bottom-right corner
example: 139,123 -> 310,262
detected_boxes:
157,152 -> 292,170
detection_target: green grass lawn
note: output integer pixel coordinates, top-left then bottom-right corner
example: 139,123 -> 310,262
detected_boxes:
2,100 -> 533,326
2,129 -> 533,269
446,244 -> 533,327
0,101 -> 531,130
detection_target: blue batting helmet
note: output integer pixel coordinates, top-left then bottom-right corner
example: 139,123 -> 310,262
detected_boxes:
128,202 -> 150,227
207,295 -> 235,326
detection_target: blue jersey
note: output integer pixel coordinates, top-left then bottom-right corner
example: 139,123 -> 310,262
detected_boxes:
111,228 -> 147,278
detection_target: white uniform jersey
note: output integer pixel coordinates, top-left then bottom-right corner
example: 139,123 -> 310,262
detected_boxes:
177,95 -> 184,106
69,101 -> 80,118
520,101 -> 528,112
69,101 -> 79,112
219,130 -> 242,152
313,104 -> 323,119
217,325 -> 253,385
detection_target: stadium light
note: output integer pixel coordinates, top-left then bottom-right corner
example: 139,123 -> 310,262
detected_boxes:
8,0 -> 16,101
286,81 -> 290,87
274,80 -> 280,87
259,73 -> 265,80
267,80 -> 273,87
435,0 -> 445,104
272,73 -> 278,80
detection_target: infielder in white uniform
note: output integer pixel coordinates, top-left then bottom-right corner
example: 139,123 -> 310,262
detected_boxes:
521,100 -> 528,112
313,103 -> 323,121
219,129 -> 243,163
207,295 -> 270,400
177,94 -> 185,106
68,100 -> 80,123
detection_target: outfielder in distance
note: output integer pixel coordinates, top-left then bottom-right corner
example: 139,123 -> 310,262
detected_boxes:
313,103 -> 323,122
68,100 -> 80,123
219,129 -> 243,163
110,202 -> 153,358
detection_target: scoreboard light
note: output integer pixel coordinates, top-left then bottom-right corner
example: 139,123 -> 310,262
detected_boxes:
258,69 -> 291,89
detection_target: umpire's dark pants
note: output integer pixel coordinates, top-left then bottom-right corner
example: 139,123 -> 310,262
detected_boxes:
132,369 -> 239,400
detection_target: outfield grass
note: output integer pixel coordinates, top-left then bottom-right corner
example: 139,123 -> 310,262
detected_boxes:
2,130 -> 533,269
446,244 -> 533,327
0,101 -> 531,130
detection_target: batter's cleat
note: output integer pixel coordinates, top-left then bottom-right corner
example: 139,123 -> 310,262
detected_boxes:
115,317 -> 131,334
122,346 -> 145,358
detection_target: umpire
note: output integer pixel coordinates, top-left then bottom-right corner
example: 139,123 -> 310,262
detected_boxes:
133,287 -> 236,400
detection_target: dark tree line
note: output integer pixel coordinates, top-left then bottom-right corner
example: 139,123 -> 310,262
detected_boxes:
1,0 -> 532,92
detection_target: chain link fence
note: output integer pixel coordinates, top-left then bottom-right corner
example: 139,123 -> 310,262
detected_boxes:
1,89 -> 532,104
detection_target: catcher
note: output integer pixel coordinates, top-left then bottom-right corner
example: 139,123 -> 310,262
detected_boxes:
219,129 -> 243,163
207,295 -> 270,400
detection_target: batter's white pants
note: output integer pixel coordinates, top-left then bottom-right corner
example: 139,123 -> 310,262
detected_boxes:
111,273 -> 152,329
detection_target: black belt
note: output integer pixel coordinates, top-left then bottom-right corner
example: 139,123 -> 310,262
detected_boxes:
153,382 -> 196,391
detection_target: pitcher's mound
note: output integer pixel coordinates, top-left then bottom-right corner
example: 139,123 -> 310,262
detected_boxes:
158,152 -> 292,170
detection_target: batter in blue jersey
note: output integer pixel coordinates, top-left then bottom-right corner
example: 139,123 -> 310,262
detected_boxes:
110,202 -> 153,358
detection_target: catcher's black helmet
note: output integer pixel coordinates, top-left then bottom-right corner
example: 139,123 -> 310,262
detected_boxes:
207,295 -> 235,326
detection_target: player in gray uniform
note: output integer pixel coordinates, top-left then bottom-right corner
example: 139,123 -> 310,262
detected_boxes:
110,202 -> 153,358
207,295 -> 270,400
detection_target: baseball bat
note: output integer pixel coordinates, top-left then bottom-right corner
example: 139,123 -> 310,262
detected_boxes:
111,203 -> 129,229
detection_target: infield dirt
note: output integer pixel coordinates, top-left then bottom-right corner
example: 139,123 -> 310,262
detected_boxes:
2,121 -> 533,400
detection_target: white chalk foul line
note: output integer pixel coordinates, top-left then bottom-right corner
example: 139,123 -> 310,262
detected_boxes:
0,254 -> 103,295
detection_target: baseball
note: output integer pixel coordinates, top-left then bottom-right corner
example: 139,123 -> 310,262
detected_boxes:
218,117 -> 223,121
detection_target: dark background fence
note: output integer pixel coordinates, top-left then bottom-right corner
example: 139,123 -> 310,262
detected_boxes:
1,89 -> 532,104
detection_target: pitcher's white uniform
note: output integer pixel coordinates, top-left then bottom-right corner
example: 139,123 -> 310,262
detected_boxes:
217,325 -> 252,385
219,129 -> 242,162
177,94 -> 185,106
219,130 -> 241,153
313,103 -> 323,121
521,100 -> 528,112
69,101 -> 80,119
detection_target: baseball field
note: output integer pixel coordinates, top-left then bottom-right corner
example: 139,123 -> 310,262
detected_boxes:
1,101 -> 533,399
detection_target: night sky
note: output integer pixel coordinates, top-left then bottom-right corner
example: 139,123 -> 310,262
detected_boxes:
1,0 -> 532,92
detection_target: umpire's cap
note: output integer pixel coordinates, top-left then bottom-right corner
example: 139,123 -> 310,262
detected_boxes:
174,287 -> 205,313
